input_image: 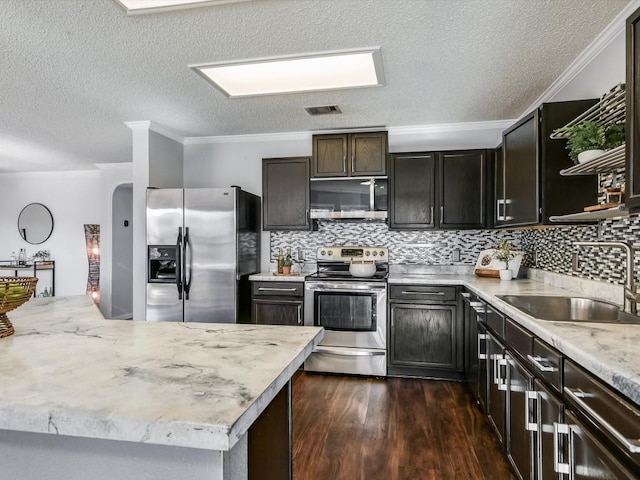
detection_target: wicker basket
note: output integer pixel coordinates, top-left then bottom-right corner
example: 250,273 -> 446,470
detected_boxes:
0,277 -> 38,338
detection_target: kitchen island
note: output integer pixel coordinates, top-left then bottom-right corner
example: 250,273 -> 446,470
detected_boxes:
0,295 -> 323,480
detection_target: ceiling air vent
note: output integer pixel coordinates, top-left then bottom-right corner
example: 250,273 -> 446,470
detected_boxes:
305,105 -> 342,116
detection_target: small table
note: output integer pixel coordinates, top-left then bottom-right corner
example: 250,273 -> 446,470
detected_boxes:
0,261 -> 55,297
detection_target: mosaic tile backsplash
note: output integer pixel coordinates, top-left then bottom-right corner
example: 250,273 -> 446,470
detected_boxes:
271,213 -> 640,287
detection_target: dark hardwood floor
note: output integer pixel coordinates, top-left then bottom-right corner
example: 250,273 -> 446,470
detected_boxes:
292,372 -> 515,480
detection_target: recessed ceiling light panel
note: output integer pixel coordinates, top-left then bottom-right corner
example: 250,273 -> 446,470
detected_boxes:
114,0 -> 252,15
190,48 -> 385,98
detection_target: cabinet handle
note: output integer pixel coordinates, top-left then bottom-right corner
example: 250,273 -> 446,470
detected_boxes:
440,206 -> 444,224
258,287 -> 298,292
564,386 -> 640,453
497,358 -> 508,391
525,390 -> 538,432
553,422 -> 571,475
430,206 -> 434,223
401,291 -> 445,296
297,304 -> 302,325
461,292 -> 471,298
527,355 -> 555,373
343,155 -> 347,173
477,333 -> 488,360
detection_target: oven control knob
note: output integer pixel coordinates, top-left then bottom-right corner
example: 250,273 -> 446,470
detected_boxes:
328,250 -> 333,256
379,251 -> 385,257
320,250 -> 326,256
372,251 -> 378,256
365,251 -> 371,256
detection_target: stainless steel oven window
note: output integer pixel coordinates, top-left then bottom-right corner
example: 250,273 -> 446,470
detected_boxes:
314,291 -> 376,331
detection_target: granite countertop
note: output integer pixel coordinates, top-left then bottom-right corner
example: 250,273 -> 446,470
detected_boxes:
0,295 -> 323,451
388,273 -> 640,406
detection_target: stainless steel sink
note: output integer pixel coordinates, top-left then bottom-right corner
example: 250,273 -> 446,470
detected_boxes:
497,295 -> 640,324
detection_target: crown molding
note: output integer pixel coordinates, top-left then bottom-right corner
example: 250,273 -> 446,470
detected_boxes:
184,131 -> 312,144
388,120 -> 515,136
521,0 -> 640,117
124,121 -> 185,144
183,120 -> 515,145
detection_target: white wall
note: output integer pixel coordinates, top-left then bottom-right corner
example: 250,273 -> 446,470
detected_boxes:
0,171 -> 100,296
111,184 -> 133,318
96,163 -> 133,319
549,30 -> 626,103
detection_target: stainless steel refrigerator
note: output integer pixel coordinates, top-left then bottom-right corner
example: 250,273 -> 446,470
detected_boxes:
146,187 -> 260,323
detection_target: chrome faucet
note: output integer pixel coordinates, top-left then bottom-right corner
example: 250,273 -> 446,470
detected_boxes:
573,241 -> 638,315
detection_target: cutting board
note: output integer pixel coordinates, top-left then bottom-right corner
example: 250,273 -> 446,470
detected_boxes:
583,203 -> 620,212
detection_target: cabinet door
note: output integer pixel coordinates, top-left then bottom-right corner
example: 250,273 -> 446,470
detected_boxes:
262,157 -> 310,230
388,153 -> 436,229
562,410 -> 637,480
252,298 -> 302,326
506,353 -> 535,480
494,145 -> 506,227
439,150 -> 486,228
350,132 -> 387,175
627,7 -> 640,209
312,134 -> 348,177
502,112 -> 539,226
534,379 -> 564,480
477,323 -> 489,412
389,303 -> 458,372
487,332 -> 507,444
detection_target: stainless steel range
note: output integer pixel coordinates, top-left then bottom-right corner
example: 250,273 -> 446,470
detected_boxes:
304,246 -> 388,376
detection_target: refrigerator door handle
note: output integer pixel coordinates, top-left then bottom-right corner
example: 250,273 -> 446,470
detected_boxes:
176,227 -> 183,300
184,227 -> 192,300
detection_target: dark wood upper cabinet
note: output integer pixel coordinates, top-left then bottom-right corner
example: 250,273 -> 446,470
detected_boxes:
496,100 -> 598,227
626,6 -> 640,209
312,131 -> 387,177
439,150 -> 486,229
262,157 -> 310,230
389,149 -> 488,230
388,152 -> 436,229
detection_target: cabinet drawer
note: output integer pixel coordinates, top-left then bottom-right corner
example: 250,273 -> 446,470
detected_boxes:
504,317 -> 533,360
485,305 -> 504,337
252,281 -> 303,297
389,285 -> 456,302
564,360 -> 640,468
528,338 -> 562,393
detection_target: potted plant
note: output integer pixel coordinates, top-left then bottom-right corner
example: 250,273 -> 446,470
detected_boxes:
31,250 -> 50,262
282,253 -> 292,275
492,239 -> 517,281
555,121 -> 625,164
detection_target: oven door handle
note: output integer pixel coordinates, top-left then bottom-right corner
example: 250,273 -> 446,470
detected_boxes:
315,346 -> 386,357
305,283 -> 385,293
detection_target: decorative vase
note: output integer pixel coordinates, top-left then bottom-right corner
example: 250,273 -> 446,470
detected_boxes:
282,266 -> 291,275
577,149 -> 604,164
499,269 -> 513,281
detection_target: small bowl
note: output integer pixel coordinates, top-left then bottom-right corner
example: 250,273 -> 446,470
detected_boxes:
349,261 -> 376,278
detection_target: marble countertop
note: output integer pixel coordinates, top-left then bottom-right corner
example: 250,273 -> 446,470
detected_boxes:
249,272 -> 305,282
0,296 -> 323,451
388,273 -> 640,406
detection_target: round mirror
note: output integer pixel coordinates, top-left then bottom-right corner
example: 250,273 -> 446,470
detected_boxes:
17,203 -> 54,245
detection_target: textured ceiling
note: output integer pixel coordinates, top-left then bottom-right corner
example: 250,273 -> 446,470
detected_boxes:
0,0 -> 630,172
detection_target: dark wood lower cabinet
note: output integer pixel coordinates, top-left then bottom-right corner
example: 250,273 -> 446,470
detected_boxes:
252,298 -> 302,326
251,281 -> 303,326
388,285 -> 462,379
